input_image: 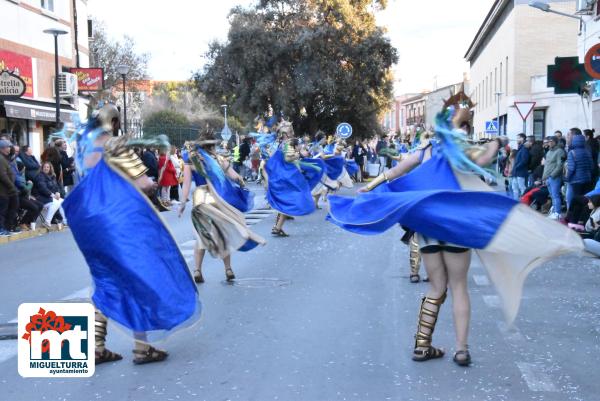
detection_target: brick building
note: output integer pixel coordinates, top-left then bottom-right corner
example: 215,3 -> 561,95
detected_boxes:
0,0 -> 89,157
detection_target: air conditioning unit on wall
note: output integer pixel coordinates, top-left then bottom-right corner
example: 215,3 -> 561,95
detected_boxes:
576,0 -> 595,14
53,72 -> 78,97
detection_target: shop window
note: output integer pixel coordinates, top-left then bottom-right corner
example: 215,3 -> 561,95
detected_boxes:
533,109 -> 546,140
41,0 -> 54,12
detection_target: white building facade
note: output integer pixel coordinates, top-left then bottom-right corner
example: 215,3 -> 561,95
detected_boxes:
465,0 -> 583,141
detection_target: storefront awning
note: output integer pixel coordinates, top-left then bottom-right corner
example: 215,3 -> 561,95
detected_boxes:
3,99 -> 79,123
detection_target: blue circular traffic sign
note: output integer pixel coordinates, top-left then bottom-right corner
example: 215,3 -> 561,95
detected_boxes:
336,123 -> 353,139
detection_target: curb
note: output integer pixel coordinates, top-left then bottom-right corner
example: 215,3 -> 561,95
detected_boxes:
0,226 -> 68,245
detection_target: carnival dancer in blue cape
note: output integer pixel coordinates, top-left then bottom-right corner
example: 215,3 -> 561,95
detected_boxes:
178,131 -> 265,284
327,108 -> 583,366
309,132 -> 354,208
263,121 -> 324,237
61,104 -> 200,365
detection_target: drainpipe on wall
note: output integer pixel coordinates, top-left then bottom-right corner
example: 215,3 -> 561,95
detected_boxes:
73,0 -> 80,68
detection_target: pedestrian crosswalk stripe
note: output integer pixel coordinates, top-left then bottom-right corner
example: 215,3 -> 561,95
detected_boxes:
516,362 -> 558,392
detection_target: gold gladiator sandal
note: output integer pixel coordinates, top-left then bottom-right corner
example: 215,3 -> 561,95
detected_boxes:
412,291 -> 447,362
95,310 -> 123,364
409,236 -> 421,283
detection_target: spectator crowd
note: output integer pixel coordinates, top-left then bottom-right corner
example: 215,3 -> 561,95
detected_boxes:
3,127 -> 600,251
0,134 -> 74,236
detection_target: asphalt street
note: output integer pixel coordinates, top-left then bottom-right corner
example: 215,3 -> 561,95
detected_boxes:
0,184 -> 599,401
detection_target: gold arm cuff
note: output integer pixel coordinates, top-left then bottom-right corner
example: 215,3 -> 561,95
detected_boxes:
365,173 -> 388,191
107,149 -> 148,180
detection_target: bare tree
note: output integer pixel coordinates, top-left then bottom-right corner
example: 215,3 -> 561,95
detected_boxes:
87,19 -> 150,112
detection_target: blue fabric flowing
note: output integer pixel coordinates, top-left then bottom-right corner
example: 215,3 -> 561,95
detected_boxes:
62,159 -> 200,337
265,150 -> 316,216
324,156 -> 345,180
300,158 -> 326,189
182,148 -> 254,213
197,148 -> 254,213
345,160 -> 359,176
327,153 -> 518,249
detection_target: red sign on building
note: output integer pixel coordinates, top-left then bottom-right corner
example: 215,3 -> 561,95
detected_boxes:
69,68 -> 104,92
0,50 -> 33,98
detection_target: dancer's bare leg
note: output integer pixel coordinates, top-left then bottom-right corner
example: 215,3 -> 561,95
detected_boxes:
443,250 -> 472,357
422,251 -> 448,300
193,244 -> 205,283
276,213 -> 286,230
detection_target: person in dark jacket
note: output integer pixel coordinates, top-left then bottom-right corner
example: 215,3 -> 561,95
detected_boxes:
511,133 -> 530,199
584,129 -> 599,181
57,140 -> 75,190
33,162 -> 65,226
142,147 -> 159,179
0,140 -> 19,235
12,158 -> 42,230
527,136 -> 544,187
41,144 -> 63,187
20,145 -> 41,181
566,131 -> 593,211
352,140 -> 366,182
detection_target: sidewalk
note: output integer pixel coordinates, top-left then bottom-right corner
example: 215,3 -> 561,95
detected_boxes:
0,225 -> 67,245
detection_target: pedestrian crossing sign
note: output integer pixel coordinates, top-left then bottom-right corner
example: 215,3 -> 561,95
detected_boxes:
485,120 -> 498,134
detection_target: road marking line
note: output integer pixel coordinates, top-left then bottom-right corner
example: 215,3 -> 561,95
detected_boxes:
0,341 -> 17,364
180,249 -> 194,257
60,287 -> 91,300
472,274 -> 490,286
482,295 -> 501,308
516,362 -> 558,392
180,240 -> 196,248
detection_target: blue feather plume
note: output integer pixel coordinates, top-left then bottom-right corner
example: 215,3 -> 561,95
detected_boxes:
433,109 -> 494,180
196,147 -> 227,186
49,114 -> 106,177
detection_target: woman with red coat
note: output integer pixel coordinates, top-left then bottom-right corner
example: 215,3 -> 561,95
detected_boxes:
158,149 -> 178,205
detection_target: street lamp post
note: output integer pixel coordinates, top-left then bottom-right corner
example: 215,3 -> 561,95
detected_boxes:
43,28 -> 68,129
528,1 -> 583,21
221,104 -> 232,143
116,65 -> 130,135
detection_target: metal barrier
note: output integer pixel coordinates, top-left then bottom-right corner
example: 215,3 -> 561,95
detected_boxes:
137,125 -> 204,148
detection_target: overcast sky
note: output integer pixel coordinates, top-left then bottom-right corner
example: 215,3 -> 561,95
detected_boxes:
88,0 -> 494,94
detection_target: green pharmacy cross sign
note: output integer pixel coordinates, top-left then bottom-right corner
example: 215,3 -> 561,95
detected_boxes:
547,57 -> 591,95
